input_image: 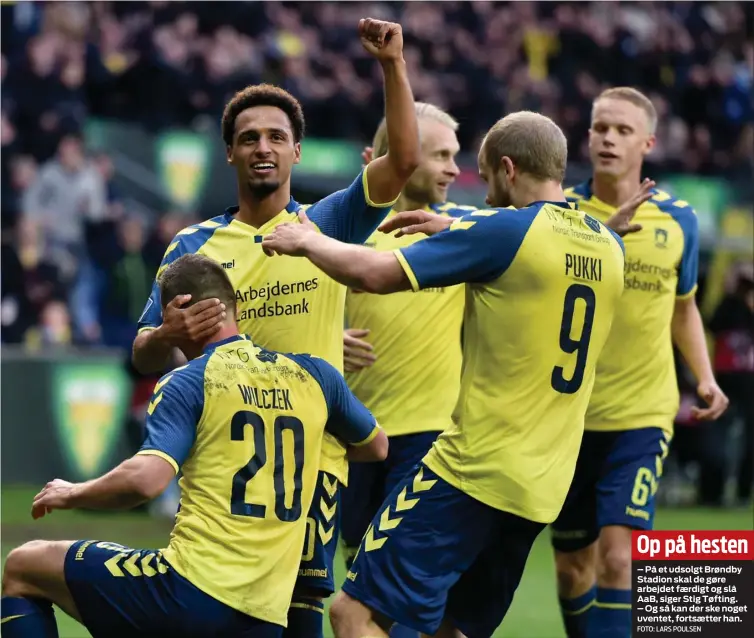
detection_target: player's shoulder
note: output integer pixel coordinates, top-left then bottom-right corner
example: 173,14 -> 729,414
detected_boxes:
171,213 -> 232,253
564,181 -> 592,204
647,188 -> 697,227
154,358 -> 208,402
430,201 -> 478,217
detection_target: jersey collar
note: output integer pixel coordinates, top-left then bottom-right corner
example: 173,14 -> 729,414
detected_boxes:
203,334 -> 250,354
223,198 -> 301,232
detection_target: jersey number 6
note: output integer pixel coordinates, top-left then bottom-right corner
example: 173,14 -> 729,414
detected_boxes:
551,283 -> 596,394
229,410 -> 305,522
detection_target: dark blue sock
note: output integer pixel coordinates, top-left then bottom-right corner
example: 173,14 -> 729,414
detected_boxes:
1,596 -> 59,637
559,585 -> 596,638
587,587 -> 631,638
389,624 -> 420,638
283,596 -> 324,638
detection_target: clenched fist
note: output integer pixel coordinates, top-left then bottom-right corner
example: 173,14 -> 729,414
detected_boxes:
359,18 -> 404,62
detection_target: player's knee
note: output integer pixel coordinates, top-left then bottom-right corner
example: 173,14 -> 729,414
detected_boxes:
599,544 -> 632,583
2,540 -> 49,596
555,546 -> 597,595
329,591 -> 358,635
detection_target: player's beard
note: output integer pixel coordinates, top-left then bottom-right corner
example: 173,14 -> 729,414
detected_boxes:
404,181 -> 440,206
247,179 -> 281,199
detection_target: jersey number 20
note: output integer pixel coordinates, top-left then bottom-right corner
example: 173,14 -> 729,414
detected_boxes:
229,410 -> 304,522
551,284 -> 596,394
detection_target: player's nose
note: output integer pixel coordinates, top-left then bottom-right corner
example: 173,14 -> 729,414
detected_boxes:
446,160 -> 460,178
255,137 -> 272,155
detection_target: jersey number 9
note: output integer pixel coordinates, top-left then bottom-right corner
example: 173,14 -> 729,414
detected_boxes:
551,284 -> 596,394
229,410 -> 305,522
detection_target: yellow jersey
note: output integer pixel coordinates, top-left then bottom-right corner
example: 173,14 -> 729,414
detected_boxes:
138,168 -> 394,485
345,202 -> 471,437
137,335 -> 378,626
566,182 -> 699,436
395,202 -> 625,523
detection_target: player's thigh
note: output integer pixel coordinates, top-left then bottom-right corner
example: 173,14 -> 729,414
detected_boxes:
383,431 -> 441,496
446,510 -> 545,638
343,463 -> 496,636
296,471 -> 342,596
340,462 -> 385,549
551,431 -> 611,553
596,427 -> 669,532
65,540 -> 272,637
3,539 -> 81,620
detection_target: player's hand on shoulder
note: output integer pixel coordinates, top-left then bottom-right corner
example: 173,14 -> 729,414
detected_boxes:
359,18 -> 403,62
378,209 -> 453,237
344,328 -> 377,372
362,146 -> 374,166
160,294 -> 226,344
262,209 -> 317,257
691,378 -> 729,421
605,178 -> 655,237
31,479 -> 76,519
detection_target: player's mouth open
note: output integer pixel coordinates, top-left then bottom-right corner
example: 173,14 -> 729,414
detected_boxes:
250,162 -> 277,174
598,152 -> 618,160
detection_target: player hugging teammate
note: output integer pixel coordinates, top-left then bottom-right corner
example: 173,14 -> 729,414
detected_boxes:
0,12 -> 729,637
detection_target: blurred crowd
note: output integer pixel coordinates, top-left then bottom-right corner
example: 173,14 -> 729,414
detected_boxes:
0,1 -> 752,506
1,0 -> 751,347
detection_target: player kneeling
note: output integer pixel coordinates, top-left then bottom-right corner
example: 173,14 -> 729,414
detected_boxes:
1,254 -> 387,638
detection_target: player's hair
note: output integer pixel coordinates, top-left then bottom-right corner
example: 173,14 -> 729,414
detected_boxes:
159,254 -> 236,315
593,87 -> 658,135
372,102 -> 459,159
482,111 -> 567,182
221,84 -> 305,146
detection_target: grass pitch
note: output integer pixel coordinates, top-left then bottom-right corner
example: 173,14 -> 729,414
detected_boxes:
1,486 -> 749,637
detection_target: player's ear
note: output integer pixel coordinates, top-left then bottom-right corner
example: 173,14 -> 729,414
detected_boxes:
500,156 -> 515,181
226,144 -> 234,164
643,134 -> 656,157
293,142 -> 301,165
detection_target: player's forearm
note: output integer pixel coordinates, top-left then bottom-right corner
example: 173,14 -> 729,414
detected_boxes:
381,58 -> 420,179
302,233 -> 409,294
132,327 -> 174,375
672,297 -> 715,384
68,457 -> 161,510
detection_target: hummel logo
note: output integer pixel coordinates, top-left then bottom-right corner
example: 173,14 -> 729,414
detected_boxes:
221,260 -> 235,269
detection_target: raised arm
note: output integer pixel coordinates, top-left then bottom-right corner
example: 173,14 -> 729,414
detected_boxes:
358,19 -> 419,206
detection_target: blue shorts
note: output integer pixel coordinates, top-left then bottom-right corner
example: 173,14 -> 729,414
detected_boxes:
296,471 -> 340,595
341,430 -> 441,552
342,464 -> 545,637
551,427 -> 670,552
64,540 -> 282,638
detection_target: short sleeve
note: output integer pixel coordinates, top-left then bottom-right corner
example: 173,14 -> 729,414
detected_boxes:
137,363 -> 205,472
304,167 -> 395,245
288,354 -> 379,446
673,209 -> 699,298
396,207 -> 537,291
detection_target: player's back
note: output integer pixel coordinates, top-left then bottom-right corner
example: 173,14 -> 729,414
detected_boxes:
423,203 -> 625,524
155,336 -> 343,625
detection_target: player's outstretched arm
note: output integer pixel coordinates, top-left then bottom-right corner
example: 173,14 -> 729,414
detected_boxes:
263,210 -> 411,294
31,455 -> 175,519
359,18 -> 420,205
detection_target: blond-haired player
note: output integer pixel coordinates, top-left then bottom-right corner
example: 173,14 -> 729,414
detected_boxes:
340,103 -> 471,638
551,87 -> 729,638
262,111 -> 626,638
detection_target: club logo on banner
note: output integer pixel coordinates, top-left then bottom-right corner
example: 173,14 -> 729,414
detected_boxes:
52,363 -> 131,480
156,131 -> 211,211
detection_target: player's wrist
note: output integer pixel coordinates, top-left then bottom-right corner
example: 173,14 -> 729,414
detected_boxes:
379,56 -> 406,70
153,324 -> 179,348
